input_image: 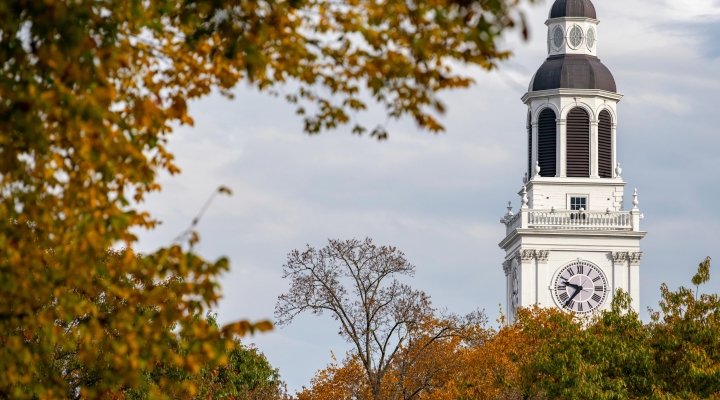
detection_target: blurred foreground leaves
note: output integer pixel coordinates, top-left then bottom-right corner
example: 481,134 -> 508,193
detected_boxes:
1,0 -> 527,395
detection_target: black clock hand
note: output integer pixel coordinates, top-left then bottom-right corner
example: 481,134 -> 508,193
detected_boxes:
580,278 -> 591,291
564,287 -> 582,307
564,281 -> 582,290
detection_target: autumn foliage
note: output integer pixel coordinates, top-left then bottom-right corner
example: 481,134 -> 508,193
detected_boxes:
0,0 -> 529,397
295,256 -> 720,400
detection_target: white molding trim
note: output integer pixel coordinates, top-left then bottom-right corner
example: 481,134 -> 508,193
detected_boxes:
561,100 -> 596,119
545,17 -> 600,25
527,177 -> 627,186
532,102 -> 561,122
522,89 -> 623,104
596,103 -> 617,123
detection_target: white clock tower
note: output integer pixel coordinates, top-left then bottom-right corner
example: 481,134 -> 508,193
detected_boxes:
500,0 -> 646,321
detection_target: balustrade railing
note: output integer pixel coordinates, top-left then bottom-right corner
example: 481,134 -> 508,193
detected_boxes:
504,213 -> 522,235
528,210 -> 631,230
503,209 -> 634,232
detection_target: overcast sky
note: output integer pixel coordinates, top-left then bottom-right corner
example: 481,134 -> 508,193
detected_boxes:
135,0 -> 720,392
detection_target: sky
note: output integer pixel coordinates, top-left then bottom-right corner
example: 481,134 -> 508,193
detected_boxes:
135,0 -> 720,393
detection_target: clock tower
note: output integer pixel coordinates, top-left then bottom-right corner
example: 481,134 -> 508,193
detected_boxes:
499,0 -> 646,321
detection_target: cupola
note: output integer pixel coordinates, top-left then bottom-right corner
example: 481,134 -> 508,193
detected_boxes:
529,0 -> 616,93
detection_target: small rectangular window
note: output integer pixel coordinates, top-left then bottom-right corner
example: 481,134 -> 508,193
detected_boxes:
570,197 -> 587,211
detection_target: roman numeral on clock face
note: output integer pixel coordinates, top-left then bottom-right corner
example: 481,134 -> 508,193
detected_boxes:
593,277 -> 601,282
595,286 -> 604,291
559,292 -> 569,301
578,302 -> 583,312
577,264 -> 584,274
592,294 -> 602,302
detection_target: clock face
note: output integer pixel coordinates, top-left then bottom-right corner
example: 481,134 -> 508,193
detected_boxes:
511,267 -> 519,315
552,261 -> 608,314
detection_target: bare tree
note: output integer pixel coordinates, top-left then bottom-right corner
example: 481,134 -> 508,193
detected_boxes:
275,238 -> 475,400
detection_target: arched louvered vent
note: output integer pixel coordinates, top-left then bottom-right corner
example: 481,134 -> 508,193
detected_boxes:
566,107 -> 590,178
537,109 -> 557,177
598,110 -> 613,178
527,112 -> 532,178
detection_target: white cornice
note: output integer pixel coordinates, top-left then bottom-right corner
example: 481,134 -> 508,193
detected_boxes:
521,89 -> 623,104
545,17 -> 600,25
527,177 -> 627,187
499,229 -> 647,249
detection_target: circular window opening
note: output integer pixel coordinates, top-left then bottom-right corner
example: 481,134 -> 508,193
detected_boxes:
568,25 -> 584,49
586,27 -> 596,50
552,26 -> 565,50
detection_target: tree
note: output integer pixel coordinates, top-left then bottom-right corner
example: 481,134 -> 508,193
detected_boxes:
296,257 -> 720,400
647,256 -> 720,398
25,249 -> 274,399
296,353 -> 374,400
275,238 -> 476,400
513,257 -> 719,399
438,307 -> 555,400
1,0 -> 528,396
296,316 -> 486,400
123,314 -> 289,400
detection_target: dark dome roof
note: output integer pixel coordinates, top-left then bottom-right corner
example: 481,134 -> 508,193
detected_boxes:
530,54 -> 616,92
549,0 -> 597,19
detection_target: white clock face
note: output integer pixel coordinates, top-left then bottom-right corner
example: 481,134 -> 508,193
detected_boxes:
552,261 -> 608,314
511,267 -> 519,315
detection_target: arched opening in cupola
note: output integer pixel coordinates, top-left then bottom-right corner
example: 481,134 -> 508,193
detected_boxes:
598,110 -> 613,178
537,108 -> 557,177
566,107 -> 590,178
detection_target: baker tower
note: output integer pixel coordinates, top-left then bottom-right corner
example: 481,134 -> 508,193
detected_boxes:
499,0 -> 646,321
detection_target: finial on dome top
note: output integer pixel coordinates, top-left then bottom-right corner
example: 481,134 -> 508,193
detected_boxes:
534,161 -> 541,178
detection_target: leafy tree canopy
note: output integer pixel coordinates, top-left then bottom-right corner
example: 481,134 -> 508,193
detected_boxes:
298,257 -> 720,400
0,0 -> 528,397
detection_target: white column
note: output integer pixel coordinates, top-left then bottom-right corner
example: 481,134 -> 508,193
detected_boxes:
536,250 -> 549,306
629,252 -> 642,312
520,254 -> 535,308
503,259 -> 511,319
558,118 -> 567,177
611,252 -> 627,309
611,123 -> 618,178
531,121 -> 538,179
506,268 -> 510,318
590,120 -> 599,178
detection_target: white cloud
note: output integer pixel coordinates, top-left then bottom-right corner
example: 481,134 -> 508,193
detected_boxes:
134,0 -> 720,392
626,93 -> 692,115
